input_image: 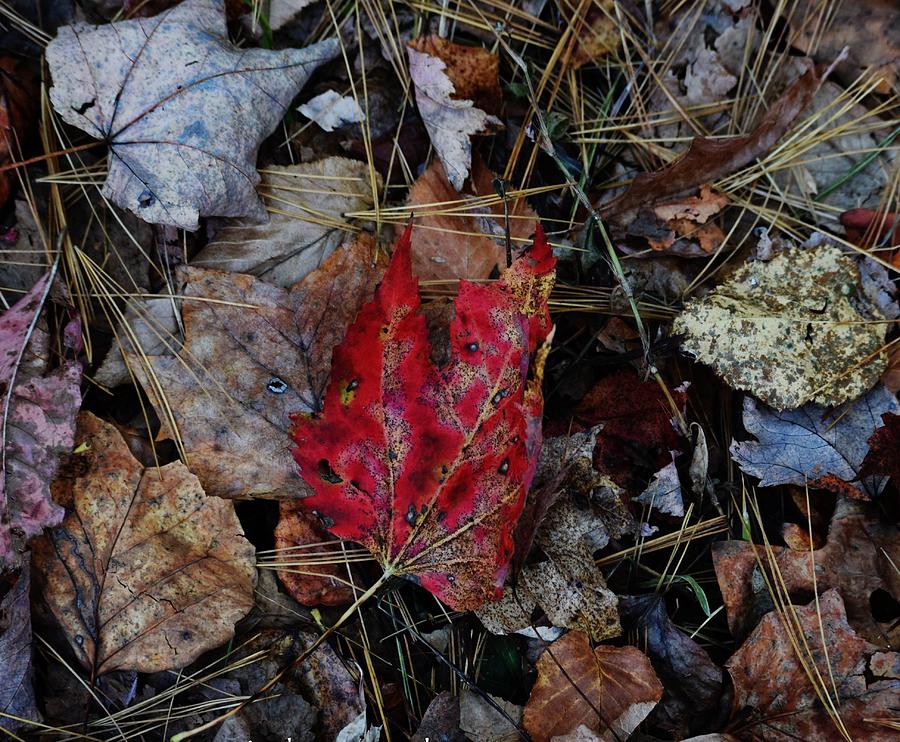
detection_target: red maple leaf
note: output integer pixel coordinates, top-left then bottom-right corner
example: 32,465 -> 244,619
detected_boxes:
291,225 -> 555,610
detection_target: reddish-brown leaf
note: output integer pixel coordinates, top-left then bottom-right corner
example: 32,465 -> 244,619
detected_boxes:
274,500 -> 353,606
726,589 -> 899,741
712,499 -> 900,647
523,630 -> 663,742
0,58 -> 39,210
599,67 -> 820,219
858,413 -> 900,484
575,369 -> 686,491
292,226 -> 555,610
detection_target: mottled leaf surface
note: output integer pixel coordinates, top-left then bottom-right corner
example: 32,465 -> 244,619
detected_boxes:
730,385 -> 898,498
32,412 -> 256,675
134,235 -> 385,499
46,0 -> 338,229
727,589 -> 899,741
675,246 -> 890,409
292,226 -> 555,610
0,273 -> 81,568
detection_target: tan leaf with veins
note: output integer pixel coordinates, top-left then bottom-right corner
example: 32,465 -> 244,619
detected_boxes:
523,631 -> 663,742
132,234 -> 386,499
407,45 -> 502,191
31,412 -> 256,675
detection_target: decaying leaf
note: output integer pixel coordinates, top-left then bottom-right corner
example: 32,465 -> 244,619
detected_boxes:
404,158 -> 537,281
292,226 -> 555,610
674,246 -> 890,409
32,412 -> 256,675
523,630 -> 663,742
194,157 -> 379,287
712,498 -> 900,647
459,691 -> 523,742
558,0 -> 619,68
0,273 -> 81,569
0,57 -> 39,211
726,589 -> 899,741
413,692 -> 466,742
134,235 -> 385,499
266,0 -> 317,30
730,384 -> 899,498
274,500 -> 353,606
46,0 -> 338,229
0,555 -> 40,735
620,594 -> 723,736
599,67 -> 820,220
407,43 -> 502,191
477,435 -> 622,641
298,91 -> 366,132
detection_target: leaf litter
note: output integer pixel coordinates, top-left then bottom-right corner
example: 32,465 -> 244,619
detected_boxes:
3,0 -> 900,739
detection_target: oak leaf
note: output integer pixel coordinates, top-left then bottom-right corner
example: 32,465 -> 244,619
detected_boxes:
133,235 -> 385,499
32,412 -> 256,675
726,589 -> 899,741
523,630 -> 663,742
403,158 -> 537,281
730,384 -> 899,498
0,273 -> 81,569
674,246 -> 890,409
292,226 -> 555,611
712,498 -> 900,647
46,0 -> 338,230
407,43 -> 502,191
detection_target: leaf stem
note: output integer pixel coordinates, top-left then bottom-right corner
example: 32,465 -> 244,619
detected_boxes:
170,566 -> 394,741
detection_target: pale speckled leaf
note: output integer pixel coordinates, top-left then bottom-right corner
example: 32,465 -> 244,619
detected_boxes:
673,245 -> 888,409
194,157 -> 378,287
407,46 -> 501,190
0,274 -> 81,569
730,384 -> 899,498
31,412 -> 256,675
45,0 -> 338,230
0,555 -> 41,734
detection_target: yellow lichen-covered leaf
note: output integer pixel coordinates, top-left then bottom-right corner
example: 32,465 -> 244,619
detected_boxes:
673,246 -> 887,409
31,412 -> 256,675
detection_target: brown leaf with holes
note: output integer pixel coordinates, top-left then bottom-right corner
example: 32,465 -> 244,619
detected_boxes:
403,158 -> 538,281
523,630 -> 663,742
408,36 -> 502,116
131,234 -> 386,499
726,589 -> 900,741
599,67 -> 820,220
274,500 -> 353,606
712,498 -> 900,648
31,412 -> 256,675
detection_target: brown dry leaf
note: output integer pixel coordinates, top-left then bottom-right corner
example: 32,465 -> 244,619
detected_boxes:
523,630 -> 663,742
558,0 -> 619,68
789,0 -> 899,94
31,412 -> 256,675
132,235 -> 385,499
712,498 -> 900,648
404,158 -> 537,281
408,36 -> 502,116
274,500 -> 353,606
726,589 -> 900,741
599,67 -> 820,220
407,44 -> 502,190
194,157 -> 378,288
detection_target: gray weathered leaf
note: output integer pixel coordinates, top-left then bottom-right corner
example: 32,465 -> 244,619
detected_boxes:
194,157 -> 378,287
46,0 -> 338,230
673,245 -> 889,409
0,555 -> 41,734
730,385 -> 899,498
407,46 -> 501,190
298,91 -> 366,132
635,454 -> 684,517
